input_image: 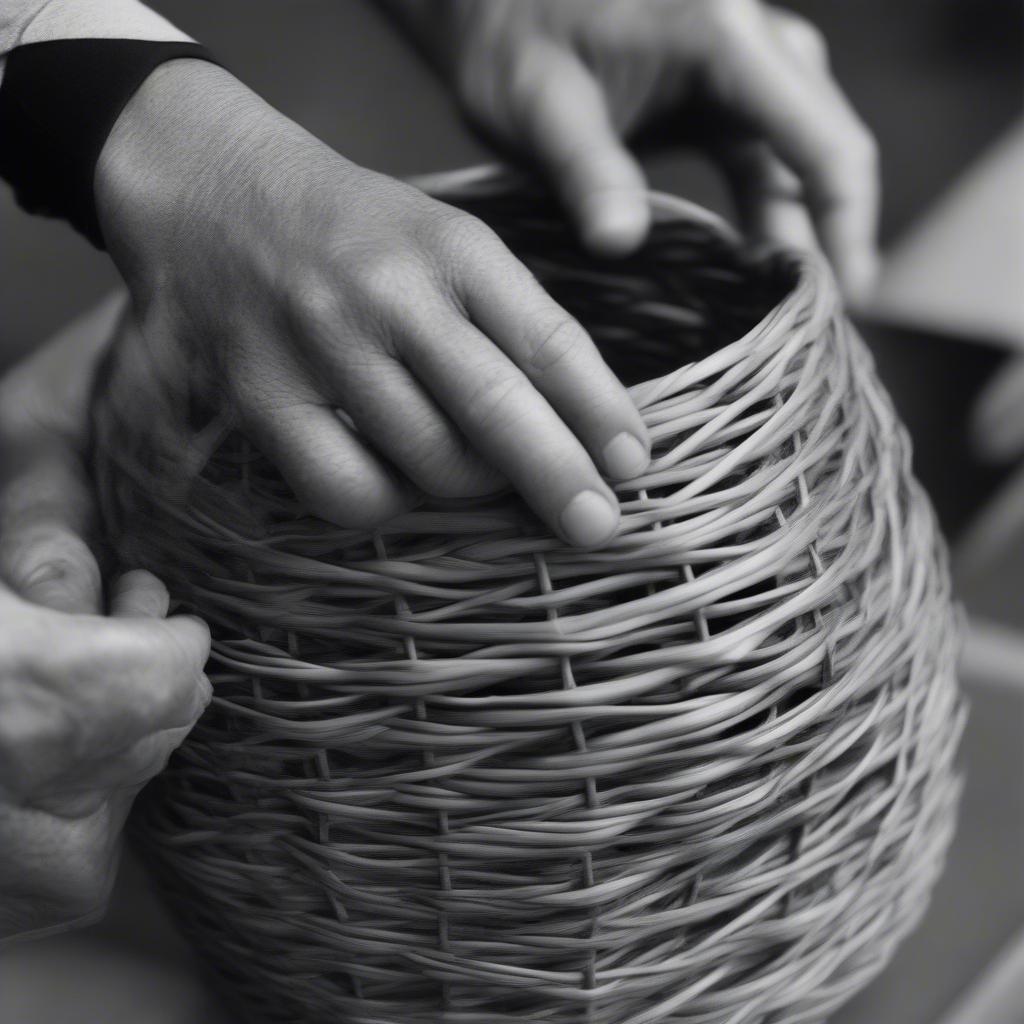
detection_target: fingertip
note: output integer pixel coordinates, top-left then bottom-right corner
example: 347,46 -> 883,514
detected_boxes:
164,612 -> 213,668
579,190 -> 650,257
602,431 -> 650,481
110,569 -> 170,619
512,46 -> 649,258
558,488 -> 620,548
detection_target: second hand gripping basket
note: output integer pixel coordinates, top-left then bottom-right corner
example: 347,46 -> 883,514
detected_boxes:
92,167 -> 964,1024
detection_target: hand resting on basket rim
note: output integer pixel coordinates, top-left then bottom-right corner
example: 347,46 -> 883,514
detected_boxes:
95,60 -> 652,550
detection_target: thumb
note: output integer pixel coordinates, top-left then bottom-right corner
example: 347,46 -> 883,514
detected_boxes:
0,445 -> 102,614
0,519 -> 102,615
511,42 -> 649,256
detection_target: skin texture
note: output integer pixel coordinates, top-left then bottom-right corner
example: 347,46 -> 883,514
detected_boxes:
389,0 -> 880,300
1,1 -> 878,939
0,302 -> 211,944
95,61 -> 649,550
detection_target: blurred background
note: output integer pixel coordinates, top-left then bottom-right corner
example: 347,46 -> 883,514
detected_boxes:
1,2 -> 1021,1021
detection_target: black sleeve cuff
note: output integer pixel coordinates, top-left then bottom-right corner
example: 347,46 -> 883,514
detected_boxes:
0,39 -> 221,250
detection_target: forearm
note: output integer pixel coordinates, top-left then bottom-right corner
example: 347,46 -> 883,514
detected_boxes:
94,58 -> 361,278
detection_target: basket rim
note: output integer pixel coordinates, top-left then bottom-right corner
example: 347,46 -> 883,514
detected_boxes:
406,162 -> 745,244
405,163 -> 835,403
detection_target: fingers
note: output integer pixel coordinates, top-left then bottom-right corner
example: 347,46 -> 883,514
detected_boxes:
0,300 -> 126,614
0,520 -> 102,615
695,3 -> 879,299
273,220 -> 643,545
399,303 -> 622,547
0,609 -> 211,806
457,245 -> 651,478
312,350 -> 506,500
230,339 -> 413,528
717,139 -> 819,254
68,613 -> 212,746
0,407 -> 101,613
109,569 -> 170,620
249,401 -> 413,529
42,724 -> 193,810
509,41 -> 650,256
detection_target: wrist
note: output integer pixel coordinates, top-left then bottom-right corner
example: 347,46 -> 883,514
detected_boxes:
0,41 -> 222,248
95,60 -> 264,266
95,59 -> 363,278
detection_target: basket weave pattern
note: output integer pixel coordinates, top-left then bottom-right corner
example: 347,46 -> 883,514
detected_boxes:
93,176 -> 963,1024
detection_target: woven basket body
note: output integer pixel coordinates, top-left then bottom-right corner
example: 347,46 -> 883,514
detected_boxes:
93,170 -> 963,1024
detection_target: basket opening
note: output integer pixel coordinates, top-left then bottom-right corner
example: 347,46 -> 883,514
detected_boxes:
446,191 -> 797,386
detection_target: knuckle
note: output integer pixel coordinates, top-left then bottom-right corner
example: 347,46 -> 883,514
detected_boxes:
0,680 -> 76,799
527,317 -> 589,376
429,210 -> 500,266
285,274 -> 343,339
91,625 -> 192,729
463,368 -> 530,435
351,250 -> 423,305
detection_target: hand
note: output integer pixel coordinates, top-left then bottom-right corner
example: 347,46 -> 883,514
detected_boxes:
390,0 -> 879,299
0,315 -> 211,943
94,60 -> 650,548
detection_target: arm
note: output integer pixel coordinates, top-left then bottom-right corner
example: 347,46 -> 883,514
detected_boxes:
0,312 -> 211,943
382,0 -> 880,301
1,3 -> 650,548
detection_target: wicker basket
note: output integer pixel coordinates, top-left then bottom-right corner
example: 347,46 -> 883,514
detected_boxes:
92,167 -> 964,1024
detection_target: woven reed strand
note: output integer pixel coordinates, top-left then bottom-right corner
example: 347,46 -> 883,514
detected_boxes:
92,170 -> 964,1024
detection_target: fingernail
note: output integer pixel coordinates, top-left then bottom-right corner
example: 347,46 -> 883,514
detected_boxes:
559,490 -> 618,547
603,432 -> 649,480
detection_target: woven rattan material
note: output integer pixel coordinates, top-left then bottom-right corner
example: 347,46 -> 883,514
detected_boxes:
92,170 -> 964,1024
